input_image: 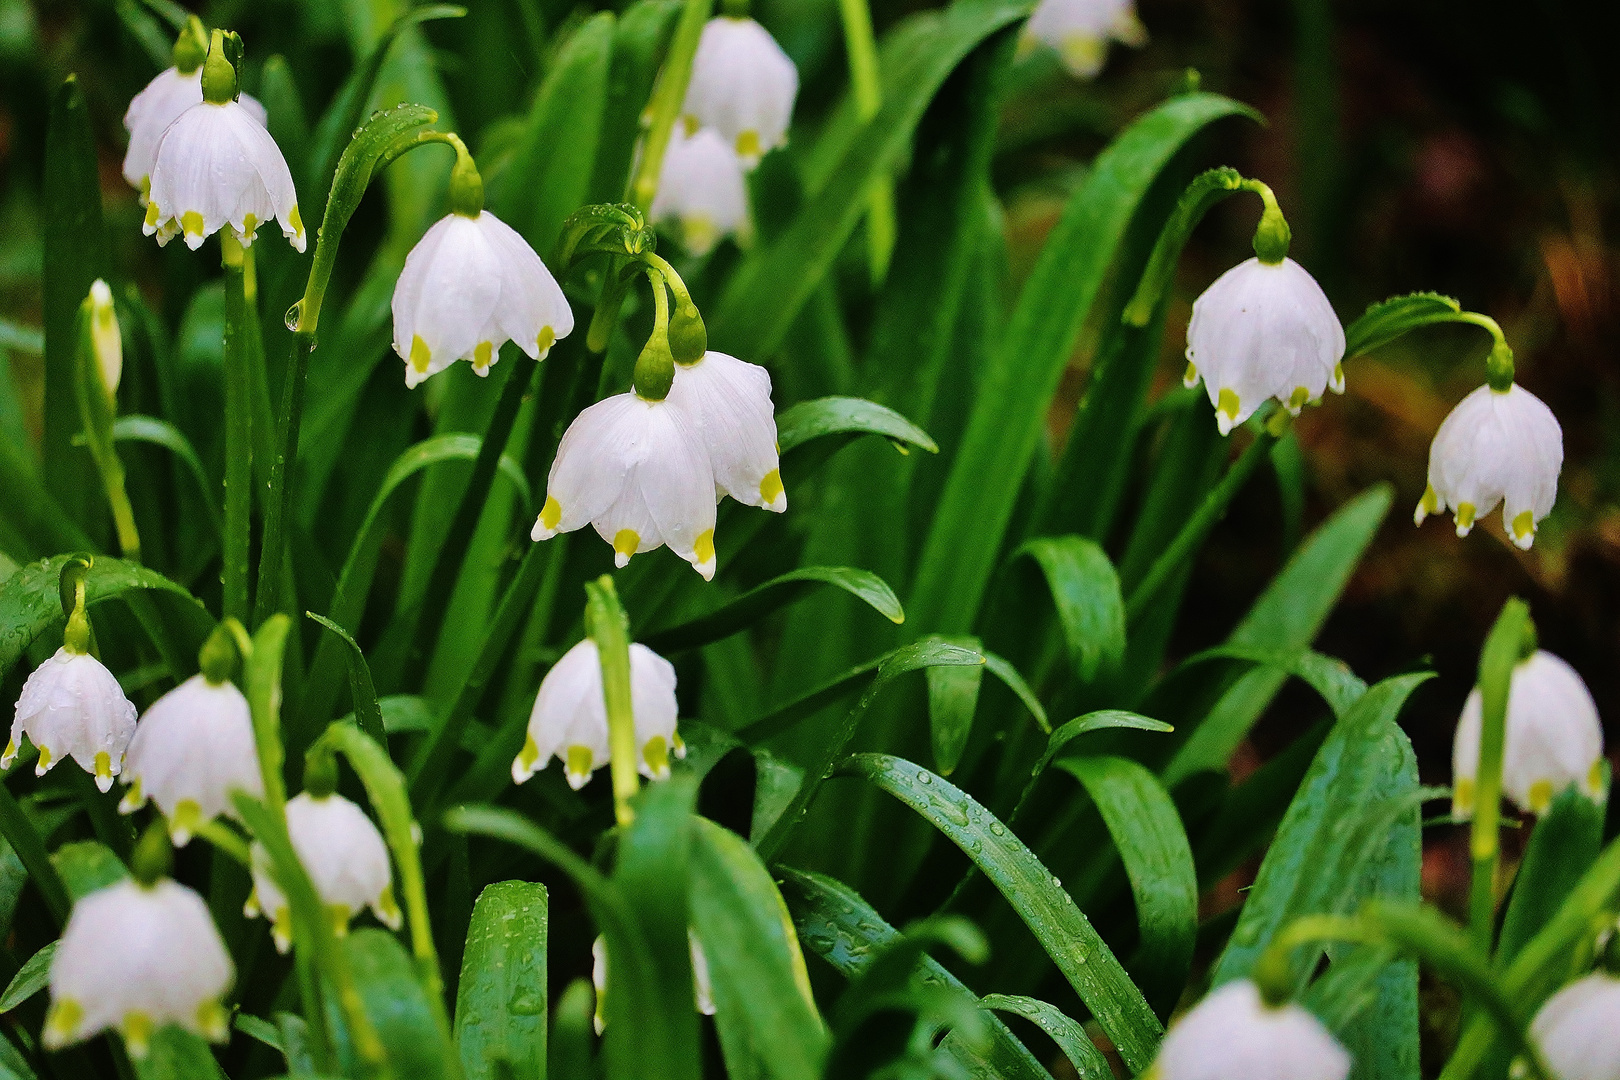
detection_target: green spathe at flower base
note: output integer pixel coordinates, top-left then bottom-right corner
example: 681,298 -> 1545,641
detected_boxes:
0,3 -> 1596,1079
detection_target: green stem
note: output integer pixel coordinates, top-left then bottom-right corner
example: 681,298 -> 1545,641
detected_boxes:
0,780 -> 70,926
1469,598 -> 1533,956
835,0 -> 894,281
629,0 -> 715,211
1124,419 -> 1281,623
253,328 -> 314,627
221,230 -> 253,624
585,577 -> 640,827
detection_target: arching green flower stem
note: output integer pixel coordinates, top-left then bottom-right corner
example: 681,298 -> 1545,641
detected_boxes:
1469,599 -> 1534,954
629,0 -> 716,212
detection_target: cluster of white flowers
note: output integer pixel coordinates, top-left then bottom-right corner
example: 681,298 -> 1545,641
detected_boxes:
653,17 -> 797,253
1024,0 -> 1147,79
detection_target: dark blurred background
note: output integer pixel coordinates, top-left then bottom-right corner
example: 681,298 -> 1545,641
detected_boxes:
0,0 -> 1616,923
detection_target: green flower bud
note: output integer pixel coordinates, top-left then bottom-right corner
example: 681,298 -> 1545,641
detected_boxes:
200,30 -> 237,105
303,746 -> 339,799
447,137 -> 484,217
198,623 -> 238,686
633,332 -> 677,401
131,822 -> 174,886
669,302 -> 708,364
173,16 -> 209,75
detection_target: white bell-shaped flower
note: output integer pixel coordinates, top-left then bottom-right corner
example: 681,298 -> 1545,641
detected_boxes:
591,931 -> 715,1034
533,393 -> 719,578
122,67 -> 266,197
1531,971 -> 1620,1080
1184,257 -> 1346,435
391,209 -> 574,389
143,98 -> 304,252
666,350 -> 784,513
244,792 -> 401,952
119,675 -> 264,845
682,17 -> 798,167
651,128 -> 751,257
1148,979 -> 1350,1080
1024,0 -> 1147,79
1452,649 -> 1603,818
5,647 -> 137,792
511,638 -> 682,789
1415,382 -> 1563,549
45,877 -> 233,1057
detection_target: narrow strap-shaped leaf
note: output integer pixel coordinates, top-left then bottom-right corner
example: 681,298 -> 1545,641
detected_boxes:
982,651 -> 1050,734
775,396 -> 938,456
1172,645 -> 1368,720
344,929 -> 458,1080
1343,292 -> 1463,359
928,636 -> 986,775
835,754 -> 1163,1069
1015,537 -> 1126,683
112,415 -> 222,537
305,615 -> 385,747
640,566 -> 903,653
908,92 -> 1260,637
1498,782 -> 1607,964
754,643 -> 983,862
0,786 -> 69,926
0,941 -> 55,1012
778,866 -> 1053,1080
455,882 -> 548,1080
132,1027 -> 228,1080
1054,756 -> 1196,1015
979,995 -> 1110,1080
690,819 -> 826,1080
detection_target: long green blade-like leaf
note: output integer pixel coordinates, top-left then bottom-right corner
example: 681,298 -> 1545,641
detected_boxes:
640,566 -> 903,653
456,882 -> 548,1080
979,995 -> 1109,1080
775,397 -> 938,457
1055,756 -> 1196,1016
928,635 -> 986,775
1211,673 -> 1427,994
837,754 -> 1163,1071
907,92 -> 1260,637
0,942 -> 54,1012
1016,537 -> 1126,683
690,820 -> 827,1080
778,867 -> 1053,1080
1498,783 -> 1607,965
112,415 -> 222,537
132,1027 -> 227,1080
1162,484 -> 1392,785
710,0 -> 1029,360
1343,292 -> 1462,359
345,928 -> 456,1080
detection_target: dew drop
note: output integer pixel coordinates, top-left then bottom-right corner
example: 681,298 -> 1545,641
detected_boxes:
508,989 -> 544,1015
917,772 -> 932,784
284,300 -> 304,331
989,822 -> 1007,837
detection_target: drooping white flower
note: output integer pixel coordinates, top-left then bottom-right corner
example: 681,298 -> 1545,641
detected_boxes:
87,279 -> 123,394
391,210 -> 574,389
122,67 -> 266,197
511,638 -> 682,789
1415,382 -> 1563,549
592,931 -> 715,1034
244,792 -> 401,952
119,674 -> 264,845
682,17 -> 798,167
144,98 -> 304,252
1024,0 -> 1147,79
1146,979 -> 1350,1080
532,393 -> 719,578
1452,649 -> 1603,818
1184,257 -> 1346,436
651,128 -> 751,257
45,877 -> 233,1057
1531,971 -> 1620,1080
5,647 -> 137,792
666,351 -> 784,512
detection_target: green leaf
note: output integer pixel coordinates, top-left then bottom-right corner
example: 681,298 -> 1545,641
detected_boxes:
775,396 -> 938,457
778,867 -> 1053,1080
232,1014 -> 283,1054
1120,166 -> 1250,326
1343,292 -> 1462,359
131,1027 -> 227,1080
836,754 -> 1163,1071
709,0 -> 1030,360
456,881 -> 548,1080
1162,484 -> 1392,786
928,635 -> 985,775
52,842 -> 129,904
1015,537 -> 1126,683
979,995 -> 1109,1080
0,941 -> 54,1012
1053,756 -> 1196,1014
550,979 -> 596,1080
112,415 -> 222,538
43,76 -> 110,532
640,566 -> 903,653
305,615 -> 386,747
0,322 -> 42,354
0,554 -> 210,678
1210,673 -> 1428,994
489,12 -> 614,256
689,819 -> 827,1080
345,928 -> 455,1080
1176,645 -> 1368,720
1498,783 -> 1607,964
982,651 -> 1050,735
908,92 -> 1261,636
754,641 -> 985,861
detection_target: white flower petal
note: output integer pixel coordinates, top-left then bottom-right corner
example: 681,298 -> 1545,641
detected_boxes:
247,793 -> 395,942
146,100 -> 302,252
1150,980 -> 1350,1080
1185,257 -> 1345,435
651,128 -> 750,256
120,675 -> 263,844
1532,972 -> 1620,1080
10,648 -> 137,791
1453,650 -> 1603,817
667,351 -> 783,511
123,67 -> 265,192
1421,382 -> 1563,547
1025,0 -> 1147,79
682,17 -> 798,166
